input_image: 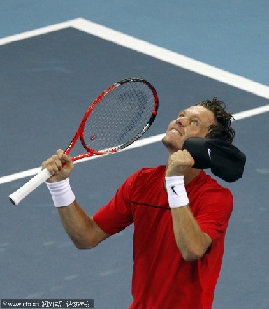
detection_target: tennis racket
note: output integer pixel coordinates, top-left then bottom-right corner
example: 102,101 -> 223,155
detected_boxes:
9,77 -> 159,205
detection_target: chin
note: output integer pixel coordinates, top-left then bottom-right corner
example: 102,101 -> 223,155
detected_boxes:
162,135 -> 183,152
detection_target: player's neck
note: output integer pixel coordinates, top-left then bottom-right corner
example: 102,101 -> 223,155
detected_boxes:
183,168 -> 201,185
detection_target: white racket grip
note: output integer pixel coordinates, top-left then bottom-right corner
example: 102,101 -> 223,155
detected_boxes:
9,168 -> 51,205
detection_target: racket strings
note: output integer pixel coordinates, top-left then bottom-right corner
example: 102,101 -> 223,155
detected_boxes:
83,81 -> 156,151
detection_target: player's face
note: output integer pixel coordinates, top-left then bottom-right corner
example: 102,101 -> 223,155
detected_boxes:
162,105 -> 216,152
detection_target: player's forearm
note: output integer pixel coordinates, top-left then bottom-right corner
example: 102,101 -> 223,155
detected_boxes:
42,151 -> 108,248
170,206 -> 211,261
57,200 -> 100,249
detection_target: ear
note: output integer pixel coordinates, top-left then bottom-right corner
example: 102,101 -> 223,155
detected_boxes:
182,137 -> 246,182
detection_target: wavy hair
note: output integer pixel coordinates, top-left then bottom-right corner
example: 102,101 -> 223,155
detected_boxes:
196,97 -> 235,143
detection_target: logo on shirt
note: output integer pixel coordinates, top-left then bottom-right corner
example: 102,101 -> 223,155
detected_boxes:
171,186 -> 178,195
208,148 -> 212,160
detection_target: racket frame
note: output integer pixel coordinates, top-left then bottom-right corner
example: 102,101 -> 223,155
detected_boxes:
9,77 -> 159,205
66,78 -> 159,161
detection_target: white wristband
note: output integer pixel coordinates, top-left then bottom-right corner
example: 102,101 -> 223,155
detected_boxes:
46,178 -> 75,207
165,176 -> 189,208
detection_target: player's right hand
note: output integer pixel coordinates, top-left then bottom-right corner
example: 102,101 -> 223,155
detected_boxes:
42,149 -> 74,183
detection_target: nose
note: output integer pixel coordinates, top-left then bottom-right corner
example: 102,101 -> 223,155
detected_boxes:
176,116 -> 186,126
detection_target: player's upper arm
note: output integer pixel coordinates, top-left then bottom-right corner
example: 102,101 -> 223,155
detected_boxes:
74,217 -> 110,249
88,217 -> 111,248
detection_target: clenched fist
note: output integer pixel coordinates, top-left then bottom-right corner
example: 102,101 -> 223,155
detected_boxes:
166,149 -> 195,177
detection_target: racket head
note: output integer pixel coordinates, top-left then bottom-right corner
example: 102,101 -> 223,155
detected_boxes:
66,78 -> 159,160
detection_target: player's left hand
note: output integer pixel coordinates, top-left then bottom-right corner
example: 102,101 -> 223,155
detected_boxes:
166,150 -> 195,176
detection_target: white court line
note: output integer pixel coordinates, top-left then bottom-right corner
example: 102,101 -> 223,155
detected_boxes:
0,19 -> 78,46
1,17 -> 269,185
72,18 -> 269,100
232,104 -> 269,120
0,17 -> 269,99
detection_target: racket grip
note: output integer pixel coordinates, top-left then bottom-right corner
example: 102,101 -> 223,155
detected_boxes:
9,168 -> 51,205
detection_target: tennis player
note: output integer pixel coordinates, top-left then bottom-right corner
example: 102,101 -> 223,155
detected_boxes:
43,98 -> 234,309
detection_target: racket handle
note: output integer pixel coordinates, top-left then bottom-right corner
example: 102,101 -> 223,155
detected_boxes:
9,168 -> 51,205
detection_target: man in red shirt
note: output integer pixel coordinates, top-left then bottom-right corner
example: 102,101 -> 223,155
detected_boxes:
43,98 -> 235,308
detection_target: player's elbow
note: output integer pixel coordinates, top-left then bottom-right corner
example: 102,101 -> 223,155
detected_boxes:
71,237 -> 98,250
182,251 -> 203,262
75,242 -> 99,250
181,234 -> 212,261
180,246 -> 206,262
74,242 -> 95,250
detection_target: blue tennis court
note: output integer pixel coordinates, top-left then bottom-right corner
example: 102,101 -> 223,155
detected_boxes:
1,2 -> 269,308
